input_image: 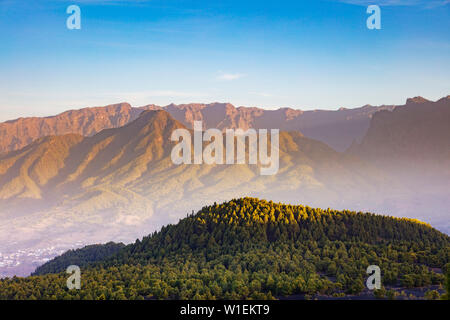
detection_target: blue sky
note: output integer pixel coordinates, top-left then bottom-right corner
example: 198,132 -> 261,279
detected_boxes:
0,0 -> 449,121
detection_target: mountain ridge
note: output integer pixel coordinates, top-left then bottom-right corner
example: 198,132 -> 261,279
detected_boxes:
350,94 -> 450,167
0,109 -> 395,274
4,94 -> 445,155
0,98 -> 404,153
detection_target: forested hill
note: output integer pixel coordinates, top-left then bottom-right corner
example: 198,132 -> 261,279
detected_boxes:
33,242 -> 125,276
1,198 -> 449,300
104,197 -> 449,265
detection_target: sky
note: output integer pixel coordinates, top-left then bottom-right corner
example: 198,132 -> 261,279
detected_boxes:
0,0 -> 449,121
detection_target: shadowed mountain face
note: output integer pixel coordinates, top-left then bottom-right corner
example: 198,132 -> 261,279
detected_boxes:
349,96 -> 450,235
350,96 -> 450,168
0,101 -> 395,154
156,103 -> 396,152
349,96 -> 450,194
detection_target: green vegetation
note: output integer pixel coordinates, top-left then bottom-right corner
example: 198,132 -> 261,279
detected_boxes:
0,198 -> 449,300
33,242 -> 125,276
442,266 -> 450,300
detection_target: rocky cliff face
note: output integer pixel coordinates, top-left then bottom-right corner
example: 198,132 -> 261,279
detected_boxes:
0,101 -> 396,154
349,96 -> 450,168
0,103 -> 142,154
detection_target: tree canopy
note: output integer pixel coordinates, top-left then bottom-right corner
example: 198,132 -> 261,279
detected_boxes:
1,198 -> 448,300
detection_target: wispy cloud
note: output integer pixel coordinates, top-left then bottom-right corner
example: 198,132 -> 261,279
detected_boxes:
217,73 -> 246,81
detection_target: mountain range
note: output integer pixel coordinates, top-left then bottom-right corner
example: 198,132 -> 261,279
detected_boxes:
0,95 -> 448,277
0,101 -> 397,154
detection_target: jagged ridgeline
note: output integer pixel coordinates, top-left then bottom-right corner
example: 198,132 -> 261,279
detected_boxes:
1,198 -> 449,300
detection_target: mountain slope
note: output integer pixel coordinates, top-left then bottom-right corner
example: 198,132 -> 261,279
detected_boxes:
2,94 -> 446,156
0,103 -> 141,155
3,198 -> 449,300
0,100 -> 397,154
349,95 -> 450,167
0,109 -> 393,276
0,110 -> 384,208
348,96 -> 450,233
0,134 -> 84,199
156,102 -> 395,151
